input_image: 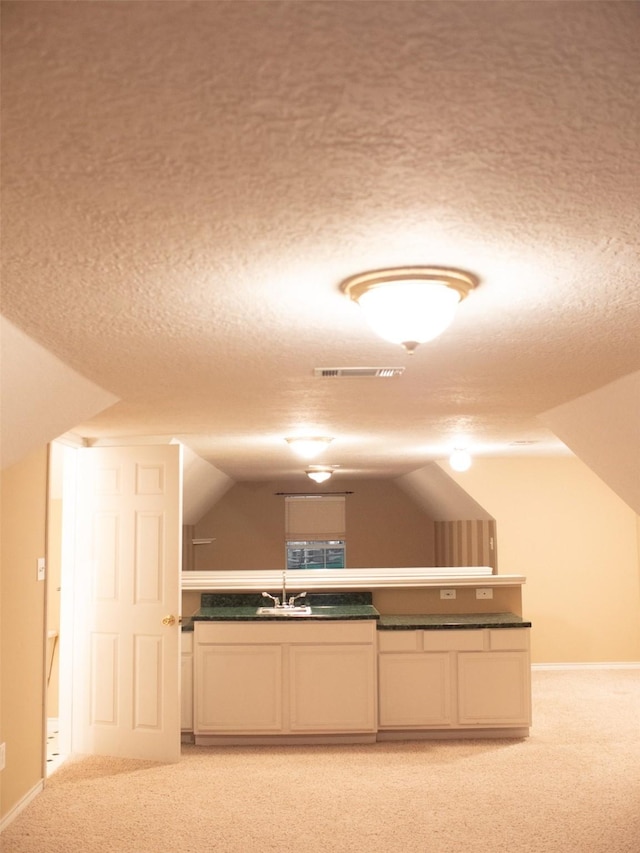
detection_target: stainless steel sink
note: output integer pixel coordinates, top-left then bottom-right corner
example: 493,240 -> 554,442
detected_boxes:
256,606 -> 313,616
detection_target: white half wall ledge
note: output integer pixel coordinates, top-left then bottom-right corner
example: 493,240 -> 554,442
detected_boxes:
0,315 -> 120,470
540,370 -> 640,516
180,567 -> 523,592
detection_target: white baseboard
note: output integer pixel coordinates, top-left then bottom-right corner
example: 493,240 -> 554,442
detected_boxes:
532,662 -> 640,671
0,780 -> 44,834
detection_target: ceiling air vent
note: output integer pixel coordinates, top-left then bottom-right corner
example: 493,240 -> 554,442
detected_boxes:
314,367 -> 405,379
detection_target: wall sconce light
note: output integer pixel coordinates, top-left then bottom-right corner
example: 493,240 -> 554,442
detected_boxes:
340,266 -> 478,353
285,436 -> 333,459
449,448 -> 472,472
306,466 -> 334,483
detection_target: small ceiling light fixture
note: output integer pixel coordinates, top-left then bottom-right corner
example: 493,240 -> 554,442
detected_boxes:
340,266 -> 478,353
305,466 -> 334,484
285,436 -> 333,459
449,448 -> 472,472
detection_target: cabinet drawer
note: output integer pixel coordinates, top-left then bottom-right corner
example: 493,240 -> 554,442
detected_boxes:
195,620 -> 375,645
422,630 -> 485,652
489,628 -> 530,651
378,631 -> 420,652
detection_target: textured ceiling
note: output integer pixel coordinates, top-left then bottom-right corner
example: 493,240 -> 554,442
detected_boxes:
2,1 -> 639,482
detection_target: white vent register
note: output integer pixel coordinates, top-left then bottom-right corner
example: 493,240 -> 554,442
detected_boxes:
314,366 -> 405,378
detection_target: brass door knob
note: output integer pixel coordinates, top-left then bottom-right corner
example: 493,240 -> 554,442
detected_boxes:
162,614 -> 177,626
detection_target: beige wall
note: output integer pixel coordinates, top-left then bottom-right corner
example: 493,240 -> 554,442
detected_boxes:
444,456 -> 640,664
192,478 -> 436,571
1,447 -> 48,822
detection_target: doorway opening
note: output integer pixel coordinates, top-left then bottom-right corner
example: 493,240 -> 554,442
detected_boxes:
45,440 -> 78,775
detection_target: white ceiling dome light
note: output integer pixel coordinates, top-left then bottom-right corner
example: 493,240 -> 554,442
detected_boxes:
340,267 -> 478,353
305,466 -> 334,483
285,436 -> 333,459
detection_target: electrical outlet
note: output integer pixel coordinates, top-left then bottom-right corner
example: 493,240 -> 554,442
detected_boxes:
0,742 -> 6,771
440,589 -> 456,600
476,588 -> 493,600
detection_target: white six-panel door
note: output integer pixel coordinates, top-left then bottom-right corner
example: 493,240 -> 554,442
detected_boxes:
72,444 -> 182,762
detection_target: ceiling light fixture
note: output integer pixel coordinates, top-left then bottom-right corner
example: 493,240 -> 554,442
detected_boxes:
285,436 -> 333,459
305,466 -> 334,484
340,266 -> 478,353
449,448 -> 472,472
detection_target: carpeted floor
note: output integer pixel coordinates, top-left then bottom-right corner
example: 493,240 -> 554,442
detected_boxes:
2,668 -> 639,852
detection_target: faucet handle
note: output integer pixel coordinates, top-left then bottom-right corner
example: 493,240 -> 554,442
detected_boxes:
262,591 -> 280,607
288,591 -> 307,606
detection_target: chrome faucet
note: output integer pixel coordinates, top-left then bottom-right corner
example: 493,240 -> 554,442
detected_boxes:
261,574 -> 307,609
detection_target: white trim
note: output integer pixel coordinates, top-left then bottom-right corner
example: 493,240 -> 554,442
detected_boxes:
52,431 -> 87,449
181,567 -> 522,591
378,727 -> 530,741
0,780 -> 44,833
532,662 -> 640,671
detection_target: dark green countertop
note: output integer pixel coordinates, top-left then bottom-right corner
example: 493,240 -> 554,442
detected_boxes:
189,591 -> 379,623
182,593 -> 530,630
377,612 -> 531,630
191,604 -> 379,622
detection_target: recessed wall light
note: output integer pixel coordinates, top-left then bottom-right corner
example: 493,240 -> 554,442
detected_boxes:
449,448 -> 472,472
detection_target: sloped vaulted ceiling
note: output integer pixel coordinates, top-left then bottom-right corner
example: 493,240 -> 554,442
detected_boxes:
1,1 -> 639,501
540,371 -> 640,516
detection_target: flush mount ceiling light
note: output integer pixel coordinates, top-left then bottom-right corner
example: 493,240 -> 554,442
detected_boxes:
285,436 -> 333,459
449,448 -> 472,472
340,266 -> 478,353
305,466 -> 334,484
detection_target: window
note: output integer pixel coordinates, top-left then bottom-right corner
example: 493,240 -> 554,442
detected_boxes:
286,540 -> 346,570
284,495 -> 347,569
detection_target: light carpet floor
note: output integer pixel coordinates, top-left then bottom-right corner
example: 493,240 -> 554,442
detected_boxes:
2,668 -> 639,852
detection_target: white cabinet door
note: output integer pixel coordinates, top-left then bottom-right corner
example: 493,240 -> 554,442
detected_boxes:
195,644 -> 283,733
289,644 -> 377,732
378,652 -> 451,727
377,628 -> 531,733
194,621 -> 377,738
457,651 -> 531,726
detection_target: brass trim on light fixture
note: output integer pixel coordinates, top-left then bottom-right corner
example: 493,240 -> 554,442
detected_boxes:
306,470 -> 332,483
340,266 -> 479,352
305,464 -> 337,484
340,266 -> 478,303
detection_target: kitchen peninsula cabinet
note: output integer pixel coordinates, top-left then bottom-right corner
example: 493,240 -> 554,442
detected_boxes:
187,590 -> 532,742
377,617 -> 531,737
194,619 -> 378,744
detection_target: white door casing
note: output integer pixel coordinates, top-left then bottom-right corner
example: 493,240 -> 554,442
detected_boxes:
72,444 -> 182,762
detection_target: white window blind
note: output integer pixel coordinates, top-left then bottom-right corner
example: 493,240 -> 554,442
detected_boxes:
285,496 -> 346,540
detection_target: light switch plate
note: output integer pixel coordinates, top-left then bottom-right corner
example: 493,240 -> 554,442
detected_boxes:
37,557 -> 46,581
0,742 -> 6,771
